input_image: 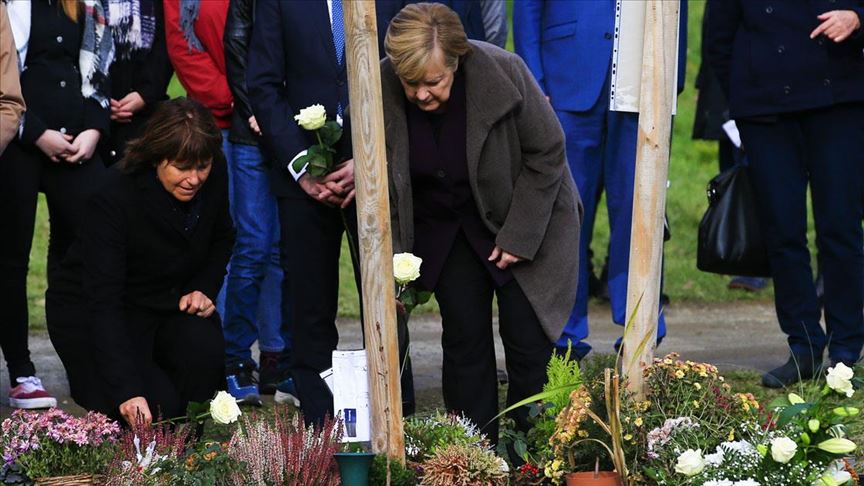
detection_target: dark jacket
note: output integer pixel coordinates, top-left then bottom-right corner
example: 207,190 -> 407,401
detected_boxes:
18,0 -> 109,145
50,162 -> 234,409
382,42 -> 582,341
706,0 -> 864,119
100,1 -> 174,165
247,0 -> 403,197
224,0 -> 257,145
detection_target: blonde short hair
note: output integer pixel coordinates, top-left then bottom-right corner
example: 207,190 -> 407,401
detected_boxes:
384,3 -> 472,82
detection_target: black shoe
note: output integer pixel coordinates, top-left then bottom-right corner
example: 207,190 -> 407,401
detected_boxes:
762,354 -> 823,388
259,351 -> 282,395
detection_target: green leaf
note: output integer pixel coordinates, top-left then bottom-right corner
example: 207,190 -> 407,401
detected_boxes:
487,382 -> 581,426
319,121 -> 343,146
186,400 -> 209,424
774,403 -> 810,428
401,289 -> 417,308
514,440 -> 528,460
415,291 -> 432,306
292,153 -> 313,174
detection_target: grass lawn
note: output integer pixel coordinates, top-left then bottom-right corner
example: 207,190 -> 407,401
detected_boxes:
28,1 -> 818,328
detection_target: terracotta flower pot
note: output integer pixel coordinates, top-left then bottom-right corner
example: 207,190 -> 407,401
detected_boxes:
565,471 -> 622,486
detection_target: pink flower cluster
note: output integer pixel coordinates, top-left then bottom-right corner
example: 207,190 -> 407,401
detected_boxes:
1,409 -> 120,465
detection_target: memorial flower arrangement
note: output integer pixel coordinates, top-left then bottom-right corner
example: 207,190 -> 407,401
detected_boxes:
0,409 -> 120,482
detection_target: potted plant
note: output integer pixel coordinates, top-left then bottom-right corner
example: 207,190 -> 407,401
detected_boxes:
0,409 -> 120,485
550,369 -> 627,486
334,442 -> 375,486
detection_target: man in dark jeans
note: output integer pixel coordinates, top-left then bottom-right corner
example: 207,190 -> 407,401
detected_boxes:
222,0 -> 295,404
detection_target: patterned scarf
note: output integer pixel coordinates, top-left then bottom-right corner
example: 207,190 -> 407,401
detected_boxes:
179,0 -> 202,52
107,0 -> 156,59
80,0 -> 115,108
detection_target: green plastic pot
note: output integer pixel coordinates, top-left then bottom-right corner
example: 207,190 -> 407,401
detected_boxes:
334,452 -> 375,486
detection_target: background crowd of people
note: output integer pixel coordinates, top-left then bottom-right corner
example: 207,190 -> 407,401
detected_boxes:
0,0 -> 862,445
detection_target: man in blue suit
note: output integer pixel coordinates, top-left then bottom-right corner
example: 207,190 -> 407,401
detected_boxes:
514,1 -> 686,359
246,0 -> 406,425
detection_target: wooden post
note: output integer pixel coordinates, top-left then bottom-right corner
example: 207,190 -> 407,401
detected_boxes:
343,0 -> 405,462
622,0 -> 679,396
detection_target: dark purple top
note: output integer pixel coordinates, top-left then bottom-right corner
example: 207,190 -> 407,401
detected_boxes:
406,70 -> 513,291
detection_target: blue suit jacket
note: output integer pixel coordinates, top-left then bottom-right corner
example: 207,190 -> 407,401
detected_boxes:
246,0 -> 403,197
514,0 -> 687,113
705,0 -> 864,119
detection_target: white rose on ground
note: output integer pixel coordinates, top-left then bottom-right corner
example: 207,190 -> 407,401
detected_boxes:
674,449 -> 705,477
393,253 -> 422,285
210,391 -> 242,424
294,104 -> 327,130
770,436 -> 797,463
826,362 -> 855,398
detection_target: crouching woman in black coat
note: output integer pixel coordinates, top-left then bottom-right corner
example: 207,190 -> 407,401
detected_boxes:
47,98 -> 235,426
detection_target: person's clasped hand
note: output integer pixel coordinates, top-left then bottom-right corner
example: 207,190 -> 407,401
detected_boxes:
179,290 -> 216,317
298,159 -> 356,208
110,91 -> 146,123
811,10 -> 861,42
488,245 -> 524,270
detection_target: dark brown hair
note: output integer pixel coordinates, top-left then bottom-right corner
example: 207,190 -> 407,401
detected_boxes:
119,98 -> 224,173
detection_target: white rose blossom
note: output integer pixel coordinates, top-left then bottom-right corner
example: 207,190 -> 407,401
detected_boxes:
770,436 -> 797,464
826,362 -> 855,398
674,449 -> 706,477
393,253 -> 422,285
294,104 -> 327,131
210,390 -> 242,424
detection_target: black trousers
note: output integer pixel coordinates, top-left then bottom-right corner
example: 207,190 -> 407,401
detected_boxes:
47,300 -> 225,420
738,103 -> 864,363
0,142 -> 106,383
435,232 -> 552,445
277,196 -> 415,425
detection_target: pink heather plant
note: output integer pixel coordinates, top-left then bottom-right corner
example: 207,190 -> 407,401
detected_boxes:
227,408 -> 343,486
0,409 -> 120,479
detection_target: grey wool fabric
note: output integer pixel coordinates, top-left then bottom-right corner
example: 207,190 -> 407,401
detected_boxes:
381,40 -> 583,342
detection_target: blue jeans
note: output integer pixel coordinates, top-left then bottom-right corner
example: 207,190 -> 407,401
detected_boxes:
218,135 -> 290,366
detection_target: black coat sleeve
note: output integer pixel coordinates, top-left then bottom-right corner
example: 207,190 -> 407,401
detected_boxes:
132,1 -> 174,105
704,0 -> 742,100
82,191 -> 144,409
224,0 -> 255,124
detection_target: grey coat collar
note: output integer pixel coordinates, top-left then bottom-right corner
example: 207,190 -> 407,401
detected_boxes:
381,41 -> 523,231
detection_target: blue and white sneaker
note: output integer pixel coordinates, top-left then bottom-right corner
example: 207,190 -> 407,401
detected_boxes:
226,361 -> 261,405
274,377 -> 300,407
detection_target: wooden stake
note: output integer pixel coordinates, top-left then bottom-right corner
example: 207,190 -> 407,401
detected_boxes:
622,0 -> 679,397
343,0 -> 405,462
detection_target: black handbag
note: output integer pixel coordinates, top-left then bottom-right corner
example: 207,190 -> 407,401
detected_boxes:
697,163 -> 771,277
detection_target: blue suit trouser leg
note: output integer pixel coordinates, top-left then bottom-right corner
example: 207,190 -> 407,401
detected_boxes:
555,106 -> 606,358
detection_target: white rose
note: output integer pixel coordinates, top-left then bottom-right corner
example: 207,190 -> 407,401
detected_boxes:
294,104 -> 327,131
210,391 -> 241,424
674,449 -> 705,477
770,436 -> 797,464
826,362 -> 855,398
393,253 -> 422,285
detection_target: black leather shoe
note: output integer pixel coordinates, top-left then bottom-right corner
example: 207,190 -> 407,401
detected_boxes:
762,354 -> 823,388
